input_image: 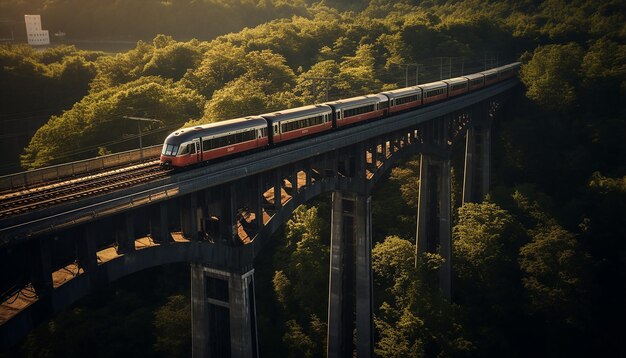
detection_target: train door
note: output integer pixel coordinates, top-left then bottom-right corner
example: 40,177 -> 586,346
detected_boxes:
192,138 -> 201,163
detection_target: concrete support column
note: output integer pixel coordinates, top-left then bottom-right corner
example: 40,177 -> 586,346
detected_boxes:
249,175 -> 263,231
355,195 -> 373,358
355,143 -> 366,182
415,154 -> 452,300
181,194 -> 199,240
29,237 -> 52,296
462,127 -> 476,204
274,171 -> 282,209
229,269 -> 258,358
438,159 -> 452,300
288,169 -> 298,195
76,225 -> 98,274
305,162 -> 313,188
327,191 -> 373,358
191,264 -> 258,358
220,184 -> 237,243
463,122 -> 492,203
415,154 -> 430,260
370,140 -> 378,171
149,203 -> 170,243
115,212 -> 135,254
29,236 -> 53,321
480,126 -> 491,198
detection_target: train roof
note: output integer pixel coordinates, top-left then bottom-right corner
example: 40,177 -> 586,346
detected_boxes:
379,86 -> 422,99
418,81 -> 448,91
324,94 -> 387,110
481,68 -> 499,76
462,73 -> 484,80
260,104 -> 332,123
164,116 -> 266,143
442,77 -> 468,85
499,62 -> 521,71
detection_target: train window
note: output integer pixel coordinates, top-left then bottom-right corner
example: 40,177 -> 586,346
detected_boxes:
426,88 -> 446,98
189,143 -> 196,154
344,104 -> 375,118
395,95 -> 418,105
281,115 -> 324,133
165,145 -> 178,156
379,101 -> 389,109
451,83 -> 467,91
179,144 -> 190,155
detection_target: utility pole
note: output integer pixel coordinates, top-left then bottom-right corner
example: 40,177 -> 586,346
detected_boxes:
310,77 -> 333,102
415,63 -> 421,85
397,63 -> 420,87
461,57 -> 465,76
122,116 -> 162,161
404,65 -> 409,87
440,57 -> 443,80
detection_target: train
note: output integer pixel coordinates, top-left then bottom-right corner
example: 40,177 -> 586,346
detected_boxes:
160,62 -> 521,168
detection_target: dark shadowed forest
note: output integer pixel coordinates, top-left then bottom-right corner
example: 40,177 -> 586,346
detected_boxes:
1,0 -> 624,356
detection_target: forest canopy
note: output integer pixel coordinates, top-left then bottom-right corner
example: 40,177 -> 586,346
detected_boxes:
2,0 -> 625,356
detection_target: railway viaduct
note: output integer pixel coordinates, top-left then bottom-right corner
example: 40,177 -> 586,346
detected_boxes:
0,79 -> 518,357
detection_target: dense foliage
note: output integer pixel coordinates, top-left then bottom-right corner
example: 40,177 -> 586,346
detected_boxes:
2,0 -> 625,356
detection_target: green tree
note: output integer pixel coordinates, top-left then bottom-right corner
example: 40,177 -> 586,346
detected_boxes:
519,224 -> 587,322
372,236 -> 472,357
282,320 -> 315,358
142,39 -> 204,81
193,76 -> 271,125
21,77 -> 205,168
453,202 -> 524,286
153,295 -> 191,357
389,158 -> 420,208
520,43 -> 584,111
181,43 -> 248,98
338,44 -> 383,96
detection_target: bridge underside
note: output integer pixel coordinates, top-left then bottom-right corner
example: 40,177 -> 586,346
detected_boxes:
0,86 -> 514,354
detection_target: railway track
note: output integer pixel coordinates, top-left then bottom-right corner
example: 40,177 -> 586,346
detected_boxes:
0,162 -> 173,218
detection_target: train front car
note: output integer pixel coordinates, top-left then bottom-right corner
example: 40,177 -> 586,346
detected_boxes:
261,105 -> 333,144
160,127 -> 198,168
380,87 -> 423,114
160,116 -> 268,168
325,94 -> 388,128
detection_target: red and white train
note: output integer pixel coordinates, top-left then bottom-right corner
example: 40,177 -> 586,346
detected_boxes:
160,62 -> 521,168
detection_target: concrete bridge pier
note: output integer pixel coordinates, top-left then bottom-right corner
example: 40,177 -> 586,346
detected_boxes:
191,264 -> 258,358
415,154 -> 452,300
148,202 -> 172,243
327,191 -> 373,358
181,193 -> 200,241
462,122 -> 492,204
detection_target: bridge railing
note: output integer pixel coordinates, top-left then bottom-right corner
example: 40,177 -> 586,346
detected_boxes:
0,145 -> 162,191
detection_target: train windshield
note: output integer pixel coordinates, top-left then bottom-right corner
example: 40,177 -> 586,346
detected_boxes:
162,144 -> 179,156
